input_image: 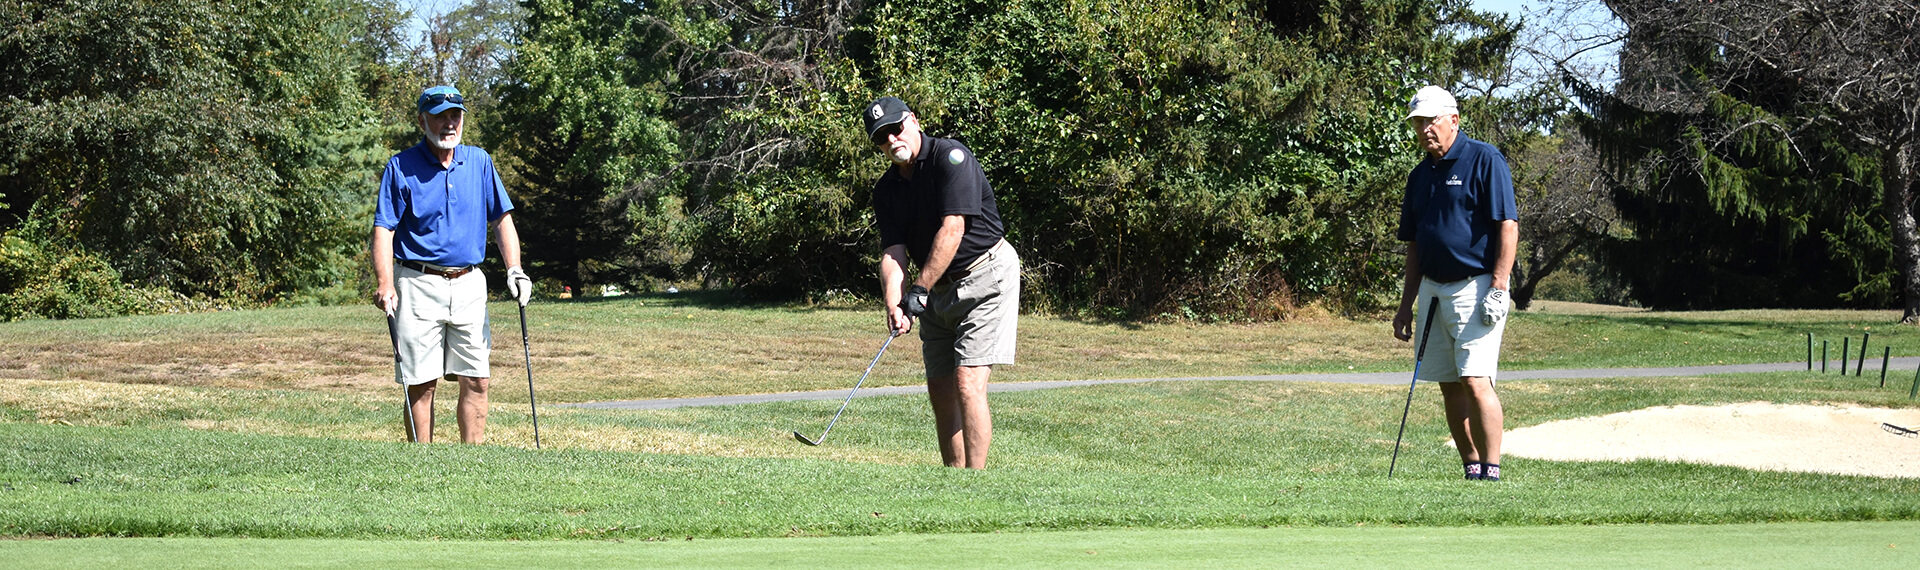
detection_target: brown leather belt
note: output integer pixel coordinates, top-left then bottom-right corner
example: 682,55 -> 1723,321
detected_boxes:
399,259 -> 474,279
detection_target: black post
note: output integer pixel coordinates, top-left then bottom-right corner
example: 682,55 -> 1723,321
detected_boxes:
1842,337 -> 1850,374
1858,333 -> 1870,377
1822,341 -> 1829,373
1880,347 -> 1891,387
1911,364 -> 1920,399
1807,333 -> 1813,370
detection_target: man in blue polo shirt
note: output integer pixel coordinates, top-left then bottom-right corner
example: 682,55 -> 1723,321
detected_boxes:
1391,86 -> 1519,481
370,85 -> 534,444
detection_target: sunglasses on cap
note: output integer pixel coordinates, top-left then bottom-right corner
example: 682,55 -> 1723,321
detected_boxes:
870,122 -> 904,146
426,92 -> 464,105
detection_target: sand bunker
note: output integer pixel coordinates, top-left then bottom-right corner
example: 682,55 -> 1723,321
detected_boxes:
1502,402 -> 1920,478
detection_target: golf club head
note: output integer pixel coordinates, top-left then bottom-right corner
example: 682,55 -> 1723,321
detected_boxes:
793,431 -> 821,446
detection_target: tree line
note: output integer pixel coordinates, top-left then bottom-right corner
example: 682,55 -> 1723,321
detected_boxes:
2,0 -> 1912,322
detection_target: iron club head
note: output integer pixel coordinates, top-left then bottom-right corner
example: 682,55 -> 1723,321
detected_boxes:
793,431 -> 821,446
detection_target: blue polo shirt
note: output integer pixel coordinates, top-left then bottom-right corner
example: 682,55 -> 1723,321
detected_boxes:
373,142 -> 515,267
1396,135 -> 1518,283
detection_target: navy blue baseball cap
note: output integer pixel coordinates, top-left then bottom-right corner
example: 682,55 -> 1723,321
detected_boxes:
417,85 -> 466,115
863,97 -> 911,144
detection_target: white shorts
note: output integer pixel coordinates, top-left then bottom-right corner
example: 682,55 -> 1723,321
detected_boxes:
1413,274 -> 1505,383
392,262 -> 492,385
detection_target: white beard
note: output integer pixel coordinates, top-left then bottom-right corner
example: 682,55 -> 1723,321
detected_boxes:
889,144 -> 913,164
428,132 -> 461,151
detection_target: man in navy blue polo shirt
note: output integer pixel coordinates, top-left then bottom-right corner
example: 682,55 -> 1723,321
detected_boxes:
865,96 -> 1020,469
1391,86 -> 1519,481
370,85 -> 534,444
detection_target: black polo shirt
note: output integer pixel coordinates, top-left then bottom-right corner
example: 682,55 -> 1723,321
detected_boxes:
872,135 -> 1005,278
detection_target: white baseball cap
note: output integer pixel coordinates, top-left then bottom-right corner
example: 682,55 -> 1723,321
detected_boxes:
1406,85 -> 1459,119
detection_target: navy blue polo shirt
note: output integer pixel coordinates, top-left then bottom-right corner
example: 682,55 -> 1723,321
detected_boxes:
374,142 -> 515,267
872,135 -> 1006,278
1396,135 -> 1518,283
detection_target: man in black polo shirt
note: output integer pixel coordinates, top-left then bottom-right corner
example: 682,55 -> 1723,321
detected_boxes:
1391,86 -> 1519,481
864,96 -> 1020,470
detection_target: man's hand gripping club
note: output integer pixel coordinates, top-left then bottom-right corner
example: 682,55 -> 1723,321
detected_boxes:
888,284 -> 926,337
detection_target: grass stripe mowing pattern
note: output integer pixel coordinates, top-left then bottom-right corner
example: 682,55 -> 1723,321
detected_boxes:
4,373 -> 1919,540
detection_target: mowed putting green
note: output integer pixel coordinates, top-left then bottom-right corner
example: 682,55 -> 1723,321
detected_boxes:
3,297 -> 1920,564
5,521 -> 1918,568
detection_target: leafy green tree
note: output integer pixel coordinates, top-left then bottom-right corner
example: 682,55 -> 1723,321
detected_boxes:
0,0 -> 390,317
685,0 -> 1515,318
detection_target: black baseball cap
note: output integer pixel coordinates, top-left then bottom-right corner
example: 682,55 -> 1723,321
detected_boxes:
863,96 -> 911,144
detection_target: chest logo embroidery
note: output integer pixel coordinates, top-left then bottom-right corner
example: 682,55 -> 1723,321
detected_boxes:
1446,175 -> 1464,186
948,149 -> 966,165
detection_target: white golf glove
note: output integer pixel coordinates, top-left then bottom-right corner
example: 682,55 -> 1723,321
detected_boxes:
1481,288 -> 1509,325
506,266 -> 533,306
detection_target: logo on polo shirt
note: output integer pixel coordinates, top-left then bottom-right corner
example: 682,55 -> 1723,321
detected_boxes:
949,149 -> 966,165
1446,175 -> 1464,186
870,105 -> 883,119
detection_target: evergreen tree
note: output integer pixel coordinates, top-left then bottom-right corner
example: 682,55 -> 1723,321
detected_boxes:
1581,0 -> 1917,314
490,0 -> 687,293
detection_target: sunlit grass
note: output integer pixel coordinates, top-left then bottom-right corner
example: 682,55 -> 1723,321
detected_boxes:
6,295 -> 1920,541
3,367 -> 1919,540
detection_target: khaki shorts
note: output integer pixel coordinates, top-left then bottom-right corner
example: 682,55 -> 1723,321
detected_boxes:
921,239 -> 1019,374
392,262 -> 492,385
1413,274 -> 1505,383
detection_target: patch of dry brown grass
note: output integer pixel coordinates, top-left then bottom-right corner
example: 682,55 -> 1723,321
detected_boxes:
7,297 -> 1899,409
0,301 -> 1416,405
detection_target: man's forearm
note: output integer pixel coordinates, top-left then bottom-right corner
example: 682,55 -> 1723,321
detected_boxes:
914,215 -> 966,289
1492,220 -> 1518,290
370,227 -> 395,287
1399,242 -> 1422,310
880,245 -> 910,305
492,213 -> 522,269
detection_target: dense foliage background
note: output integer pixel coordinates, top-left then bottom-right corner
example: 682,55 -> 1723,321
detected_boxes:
2,0 -> 1909,321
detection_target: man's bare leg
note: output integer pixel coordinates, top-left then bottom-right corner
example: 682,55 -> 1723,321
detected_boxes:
1460,376 -> 1502,465
1439,382 -> 1479,464
407,381 -> 437,443
927,372 -> 964,467
456,375 -> 489,444
955,364 -> 993,470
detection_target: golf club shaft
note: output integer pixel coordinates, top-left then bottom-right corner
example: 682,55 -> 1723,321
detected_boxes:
519,304 -> 541,449
807,332 -> 898,445
389,312 -> 417,443
1389,297 -> 1441,478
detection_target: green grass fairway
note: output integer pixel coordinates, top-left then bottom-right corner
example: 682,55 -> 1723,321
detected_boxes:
5,299 -> 1920,564
4,371 -> 1918,540
5,521 -> 1916,568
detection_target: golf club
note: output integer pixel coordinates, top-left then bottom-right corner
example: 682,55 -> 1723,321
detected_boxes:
794,329 -> 902,446
1388,296 -> 1442,478
518,303 -> 542,449
388,309 -> 417,443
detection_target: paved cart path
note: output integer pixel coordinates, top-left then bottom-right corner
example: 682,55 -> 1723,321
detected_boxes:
562,357 -> 1920,410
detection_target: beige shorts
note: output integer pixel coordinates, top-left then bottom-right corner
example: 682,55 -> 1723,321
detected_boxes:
921,239 -> 1020,374
1413,274 -> 1505,383
392,262 -> 492,385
